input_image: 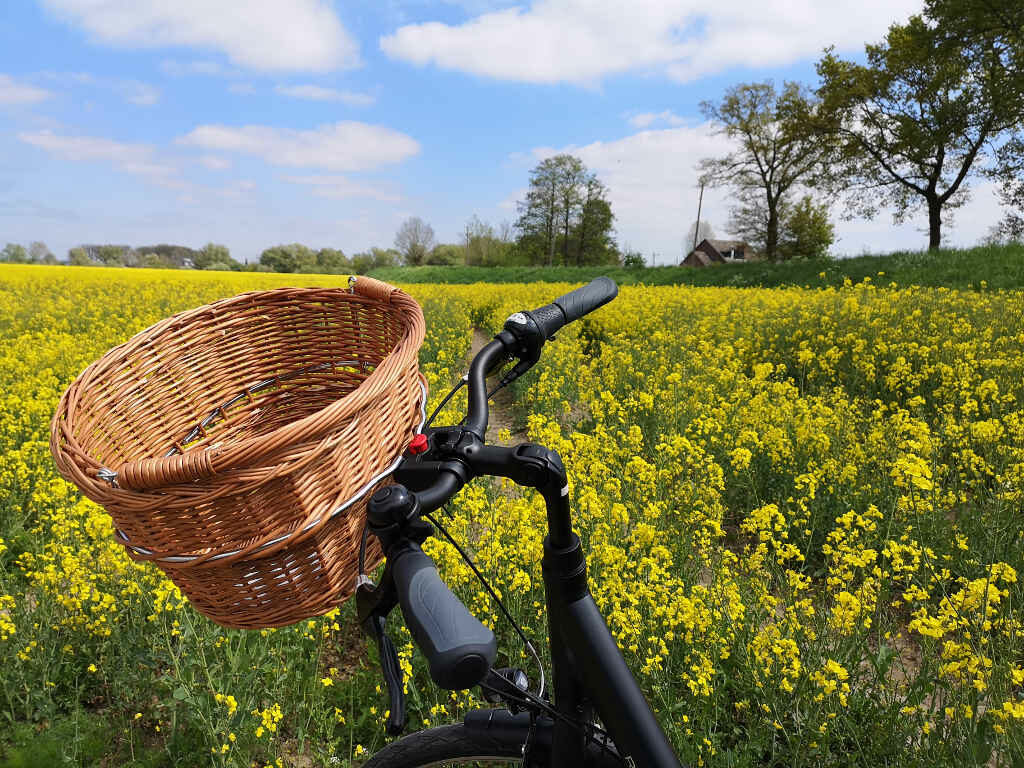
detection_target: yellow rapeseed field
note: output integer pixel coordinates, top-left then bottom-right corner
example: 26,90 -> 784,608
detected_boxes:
1,264 -> 1022,766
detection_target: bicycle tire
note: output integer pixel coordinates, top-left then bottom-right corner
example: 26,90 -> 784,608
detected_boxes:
359,721 -> 622,767
360,723 -> 523,767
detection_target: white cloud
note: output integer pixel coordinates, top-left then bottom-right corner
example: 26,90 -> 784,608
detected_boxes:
227,83 -> 257,95
283,174 -> 402,202
199,155 -> 231,170
0,74 -> 52,105
528,123 -> 1004,262
42,0 -> 360,73
122,80 -> 160,106
18,129 -> 183,188
160,59 -> 234,77
275,85 -> 375,107
627,110 -> 687,129
177,122 -> 420,172
381,0 -> 922,84
532,124 -> 735,262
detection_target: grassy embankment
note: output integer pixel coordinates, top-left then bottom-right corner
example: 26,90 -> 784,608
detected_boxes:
370,242 -> 1024,289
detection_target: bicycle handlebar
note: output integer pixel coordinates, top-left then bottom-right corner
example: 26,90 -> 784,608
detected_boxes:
528,276 -> 619,340
390,540 -> 497,690
377,279 -> 619,693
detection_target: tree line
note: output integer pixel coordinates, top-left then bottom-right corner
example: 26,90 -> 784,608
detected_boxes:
700,0 -> 1024,260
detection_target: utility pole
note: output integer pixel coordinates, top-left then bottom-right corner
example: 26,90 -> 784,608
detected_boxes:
692,181 -> 705,252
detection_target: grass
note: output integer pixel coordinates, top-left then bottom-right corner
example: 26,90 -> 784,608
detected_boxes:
369,243 -> 1024,290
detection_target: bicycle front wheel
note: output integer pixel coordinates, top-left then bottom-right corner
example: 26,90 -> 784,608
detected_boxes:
360,723 -> 523,767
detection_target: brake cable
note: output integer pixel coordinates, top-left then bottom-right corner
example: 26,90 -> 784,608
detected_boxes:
423,507 -> 545,701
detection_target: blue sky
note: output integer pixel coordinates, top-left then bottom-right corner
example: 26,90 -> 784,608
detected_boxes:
0,0 -> 1005,264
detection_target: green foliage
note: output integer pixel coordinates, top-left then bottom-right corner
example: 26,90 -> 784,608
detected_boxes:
136,252 -> 178,270
192,243 -> 233,270
780,195 -> 835,260
96,245 -> 128,266
515,154 -> 617,266
816,13 -> 1024,250
135,244 -> 197,268
426,243 -> 464,266
350,247 -> 399,274
316,247 -> 349,273
620,248 -> 646,269
372,243 -> 1024,290
0,244 -> 28,264
67,247 -> 92,266
700,81 -> 831,261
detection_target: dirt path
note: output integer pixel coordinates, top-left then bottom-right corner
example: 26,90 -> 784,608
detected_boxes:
469,328 -> 527,446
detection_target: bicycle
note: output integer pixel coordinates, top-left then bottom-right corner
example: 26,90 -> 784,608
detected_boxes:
354,278 -> 683,767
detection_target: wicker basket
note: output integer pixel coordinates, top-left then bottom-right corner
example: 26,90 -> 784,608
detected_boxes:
50,276 -> 426,629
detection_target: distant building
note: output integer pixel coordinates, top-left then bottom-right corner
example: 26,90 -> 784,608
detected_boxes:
683,238 -> 758,267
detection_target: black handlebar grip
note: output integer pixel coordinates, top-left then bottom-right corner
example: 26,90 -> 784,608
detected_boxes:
530,277 -> 619,339
391,541 -> 496,690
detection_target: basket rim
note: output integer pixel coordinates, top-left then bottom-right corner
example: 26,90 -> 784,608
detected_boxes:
53,279 -> 425,494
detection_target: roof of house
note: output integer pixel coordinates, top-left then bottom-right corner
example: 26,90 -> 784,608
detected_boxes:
705,239 -> 748,253
687,250 -> 713,266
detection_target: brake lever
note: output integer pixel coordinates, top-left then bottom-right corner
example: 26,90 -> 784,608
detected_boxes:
357,575 -> 407,736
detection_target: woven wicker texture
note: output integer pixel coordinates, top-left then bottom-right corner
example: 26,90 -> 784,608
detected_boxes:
50,277 -> 426,628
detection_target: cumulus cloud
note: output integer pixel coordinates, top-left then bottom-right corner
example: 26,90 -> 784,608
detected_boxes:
41,0 -> 360,72
283,174 -> 402,202
627,110 -> 688,129
274,85 -> 375,106
530,122 -> 1002,261
38,71 -> 160,106
177,122 -> 420,172
121,80 -> 161,106
381,0 -> 922,84
531,124 -> 735,261
199,155 -> 231,170
18,129 -> 183,188
0,74 -> 52,105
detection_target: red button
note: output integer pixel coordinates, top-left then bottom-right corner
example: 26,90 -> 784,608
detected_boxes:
408,434 -> 429,455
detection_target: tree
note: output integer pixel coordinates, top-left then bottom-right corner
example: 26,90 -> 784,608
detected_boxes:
516,156 -> 563,266
259,244 -> 315,273
137,251 -> 176,269
924,0 -> 1022,77
685,221 -> 716,253
620,248 -> 645,268
260,245 -> 297,273
699,81 -> 832,261
515,155 -> 617,266
463,215 -> 513,266
427,243 -> 464,266
924,0 -> 1023,244
28,241 -> 52,263
68,247 -> 92,266
779,195 -> 835,260
1,243 -> 28,263
394,217 -> 436,266
316,248 -> 349,274
816,15 -> 1024,250
350,247 -> 399,273
193,243 -> 232,270
96,245 -> 128,266
136,244 -> 197,268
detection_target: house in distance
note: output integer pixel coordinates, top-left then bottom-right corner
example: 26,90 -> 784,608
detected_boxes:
683,238 -> 758,267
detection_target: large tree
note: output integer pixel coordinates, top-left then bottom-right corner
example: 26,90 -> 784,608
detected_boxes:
394,217 -> 436,266
699,81 -> 831,261
816,14 -> 1024,250
515,155 -> 616,266
925,0 -> 1024,241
